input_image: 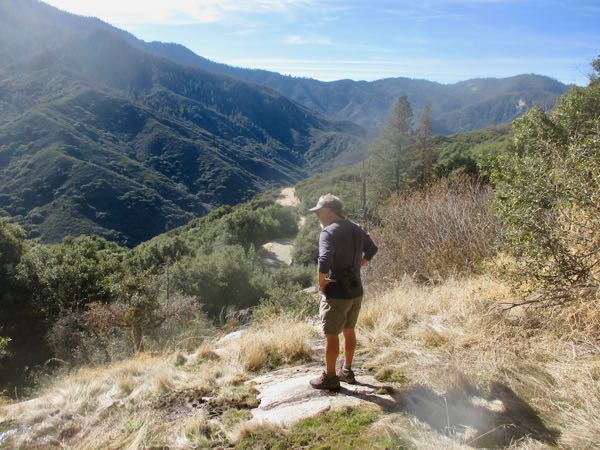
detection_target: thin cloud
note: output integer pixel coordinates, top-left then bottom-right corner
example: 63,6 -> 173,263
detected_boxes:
44,0 -> 318,25
378,7 -> 465,21
284,35 -> 333,45
227,56 -> 588,83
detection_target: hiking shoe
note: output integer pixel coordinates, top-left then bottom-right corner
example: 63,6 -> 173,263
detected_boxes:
309,372 -> 340,390
338,367 -> 357,384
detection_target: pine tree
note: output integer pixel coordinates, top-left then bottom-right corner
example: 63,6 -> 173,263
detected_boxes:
409,103 -> 436,185
368,96 -> 413,202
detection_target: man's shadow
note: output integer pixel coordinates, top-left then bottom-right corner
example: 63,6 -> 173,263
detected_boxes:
339,379 -> 560,448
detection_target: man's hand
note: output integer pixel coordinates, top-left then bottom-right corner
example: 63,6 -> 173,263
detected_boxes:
318,272 -> 334,295
361,257 -> 369,267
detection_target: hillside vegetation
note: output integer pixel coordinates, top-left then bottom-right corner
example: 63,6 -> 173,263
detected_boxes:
137,41 -> 568,134
0,191 -> 314,393
0,0 -> 365,246
0,1 -> 570,247
0,40 -> 597,450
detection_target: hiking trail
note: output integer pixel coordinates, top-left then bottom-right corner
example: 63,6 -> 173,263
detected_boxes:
258,187 -> 306,266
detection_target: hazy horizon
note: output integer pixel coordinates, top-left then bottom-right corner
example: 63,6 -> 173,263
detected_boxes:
41,0 -> 598,85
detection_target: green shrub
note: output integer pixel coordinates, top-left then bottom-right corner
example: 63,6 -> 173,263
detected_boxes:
492,63 -> 600,294
129,201 -> 298,273
268,264 -> 314,288
171,245 -> 265,318
296,166 -> 364,217
219,204 -> 298,248
291,217 -> 320,266
17,235 -> 127,318
0,337 -> 10,359
116,273 -> 165,353
254,284 -> 319,322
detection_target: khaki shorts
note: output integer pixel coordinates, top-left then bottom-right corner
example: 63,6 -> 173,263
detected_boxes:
319,295 -> 363,335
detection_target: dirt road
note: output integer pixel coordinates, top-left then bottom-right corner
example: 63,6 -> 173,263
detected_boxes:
259,187 -> 305,266
276,187 -> 300,207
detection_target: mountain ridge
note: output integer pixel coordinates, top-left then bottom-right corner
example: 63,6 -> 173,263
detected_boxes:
134,40 -> 569,133
0,0 -> 569,246
0,0 -> 365,246
3,1 -> 569,134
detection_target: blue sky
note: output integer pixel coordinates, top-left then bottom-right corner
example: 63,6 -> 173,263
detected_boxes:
45,0 -> 599,84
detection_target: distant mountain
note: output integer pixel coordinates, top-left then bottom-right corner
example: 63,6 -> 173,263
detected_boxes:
0,0 -> 365,246
2,1 -> 568,135
133,43 -> 569,134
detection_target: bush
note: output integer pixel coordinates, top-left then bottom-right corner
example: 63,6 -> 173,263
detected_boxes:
254,284 -> 319,322
17,235 -> 127,319
291,217 -> 320,266
46,290 -> 212,366
115,273 -> 164,353
0,337 -> 10,359
147,292 -> 213,352
370,176 -> 499,283
492,65 -> 600,295
0,219 -> 37,388
128,202 -> 298,274
46,304 -> 127,365
267,264 -> 314,289
171,245 -> 265,318
219,204 -> 298,248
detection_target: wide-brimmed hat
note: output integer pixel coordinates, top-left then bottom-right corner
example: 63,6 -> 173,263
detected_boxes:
309,193 -> 344,217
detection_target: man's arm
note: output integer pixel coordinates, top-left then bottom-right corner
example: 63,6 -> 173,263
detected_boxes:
317,230 -> 334,295
361,227 -> 378,266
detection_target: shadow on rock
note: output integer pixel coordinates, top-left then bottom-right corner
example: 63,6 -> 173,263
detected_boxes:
257,248 -> 286,267
341,379 -> 560,448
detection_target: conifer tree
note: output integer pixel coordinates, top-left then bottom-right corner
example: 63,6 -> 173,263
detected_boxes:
368,95 -> 413,202
409,103 -> 436,185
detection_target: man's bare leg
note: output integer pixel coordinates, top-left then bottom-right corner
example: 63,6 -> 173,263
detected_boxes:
325,334 -> 339,375
342,328 -> 356,369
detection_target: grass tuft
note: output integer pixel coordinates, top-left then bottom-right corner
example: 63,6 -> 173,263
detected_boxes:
235,407 -> 394,450
375,367 -> 409,385
230,319 -> 316,372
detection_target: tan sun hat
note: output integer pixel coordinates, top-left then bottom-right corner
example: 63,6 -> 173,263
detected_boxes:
309,193 -> 344,217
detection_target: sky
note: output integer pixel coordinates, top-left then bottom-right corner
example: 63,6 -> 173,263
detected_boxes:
43,0 -> 599,85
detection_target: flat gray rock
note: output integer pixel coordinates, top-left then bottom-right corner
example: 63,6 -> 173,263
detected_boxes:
248,366 -> 392,427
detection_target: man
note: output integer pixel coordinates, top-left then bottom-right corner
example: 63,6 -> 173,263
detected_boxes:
308,193 -> 378,390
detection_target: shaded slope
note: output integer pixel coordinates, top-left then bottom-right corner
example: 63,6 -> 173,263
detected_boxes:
0,0 -> 366,246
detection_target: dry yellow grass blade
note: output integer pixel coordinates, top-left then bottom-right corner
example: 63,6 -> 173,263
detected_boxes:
1,276 -> 597,449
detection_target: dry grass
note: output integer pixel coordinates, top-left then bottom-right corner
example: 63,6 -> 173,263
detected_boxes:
1,275 -> 597,449
0,349 -> 242,448
0,312 -> 319,448
224,319 -> 317,372
369,176 -> 498,284
357,275 -> 600,449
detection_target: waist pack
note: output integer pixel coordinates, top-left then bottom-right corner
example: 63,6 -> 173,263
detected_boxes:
337,265 -> 360,292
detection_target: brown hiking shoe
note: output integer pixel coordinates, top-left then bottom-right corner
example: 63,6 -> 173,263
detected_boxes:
309,372 -> 340,390
338,367 -> 356,384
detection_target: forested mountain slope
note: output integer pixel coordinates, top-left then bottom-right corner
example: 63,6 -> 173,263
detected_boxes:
137,43 -> 568,133
0,0 -> 365,246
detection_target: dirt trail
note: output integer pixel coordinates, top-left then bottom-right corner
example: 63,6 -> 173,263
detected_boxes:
276,187 -> 300,207
258,187 -> 306,266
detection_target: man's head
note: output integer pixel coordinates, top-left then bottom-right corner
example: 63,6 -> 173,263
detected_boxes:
309,193 -> 344,227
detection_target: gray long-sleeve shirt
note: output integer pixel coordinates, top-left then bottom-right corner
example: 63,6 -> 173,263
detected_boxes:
318,219 -> 378,299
